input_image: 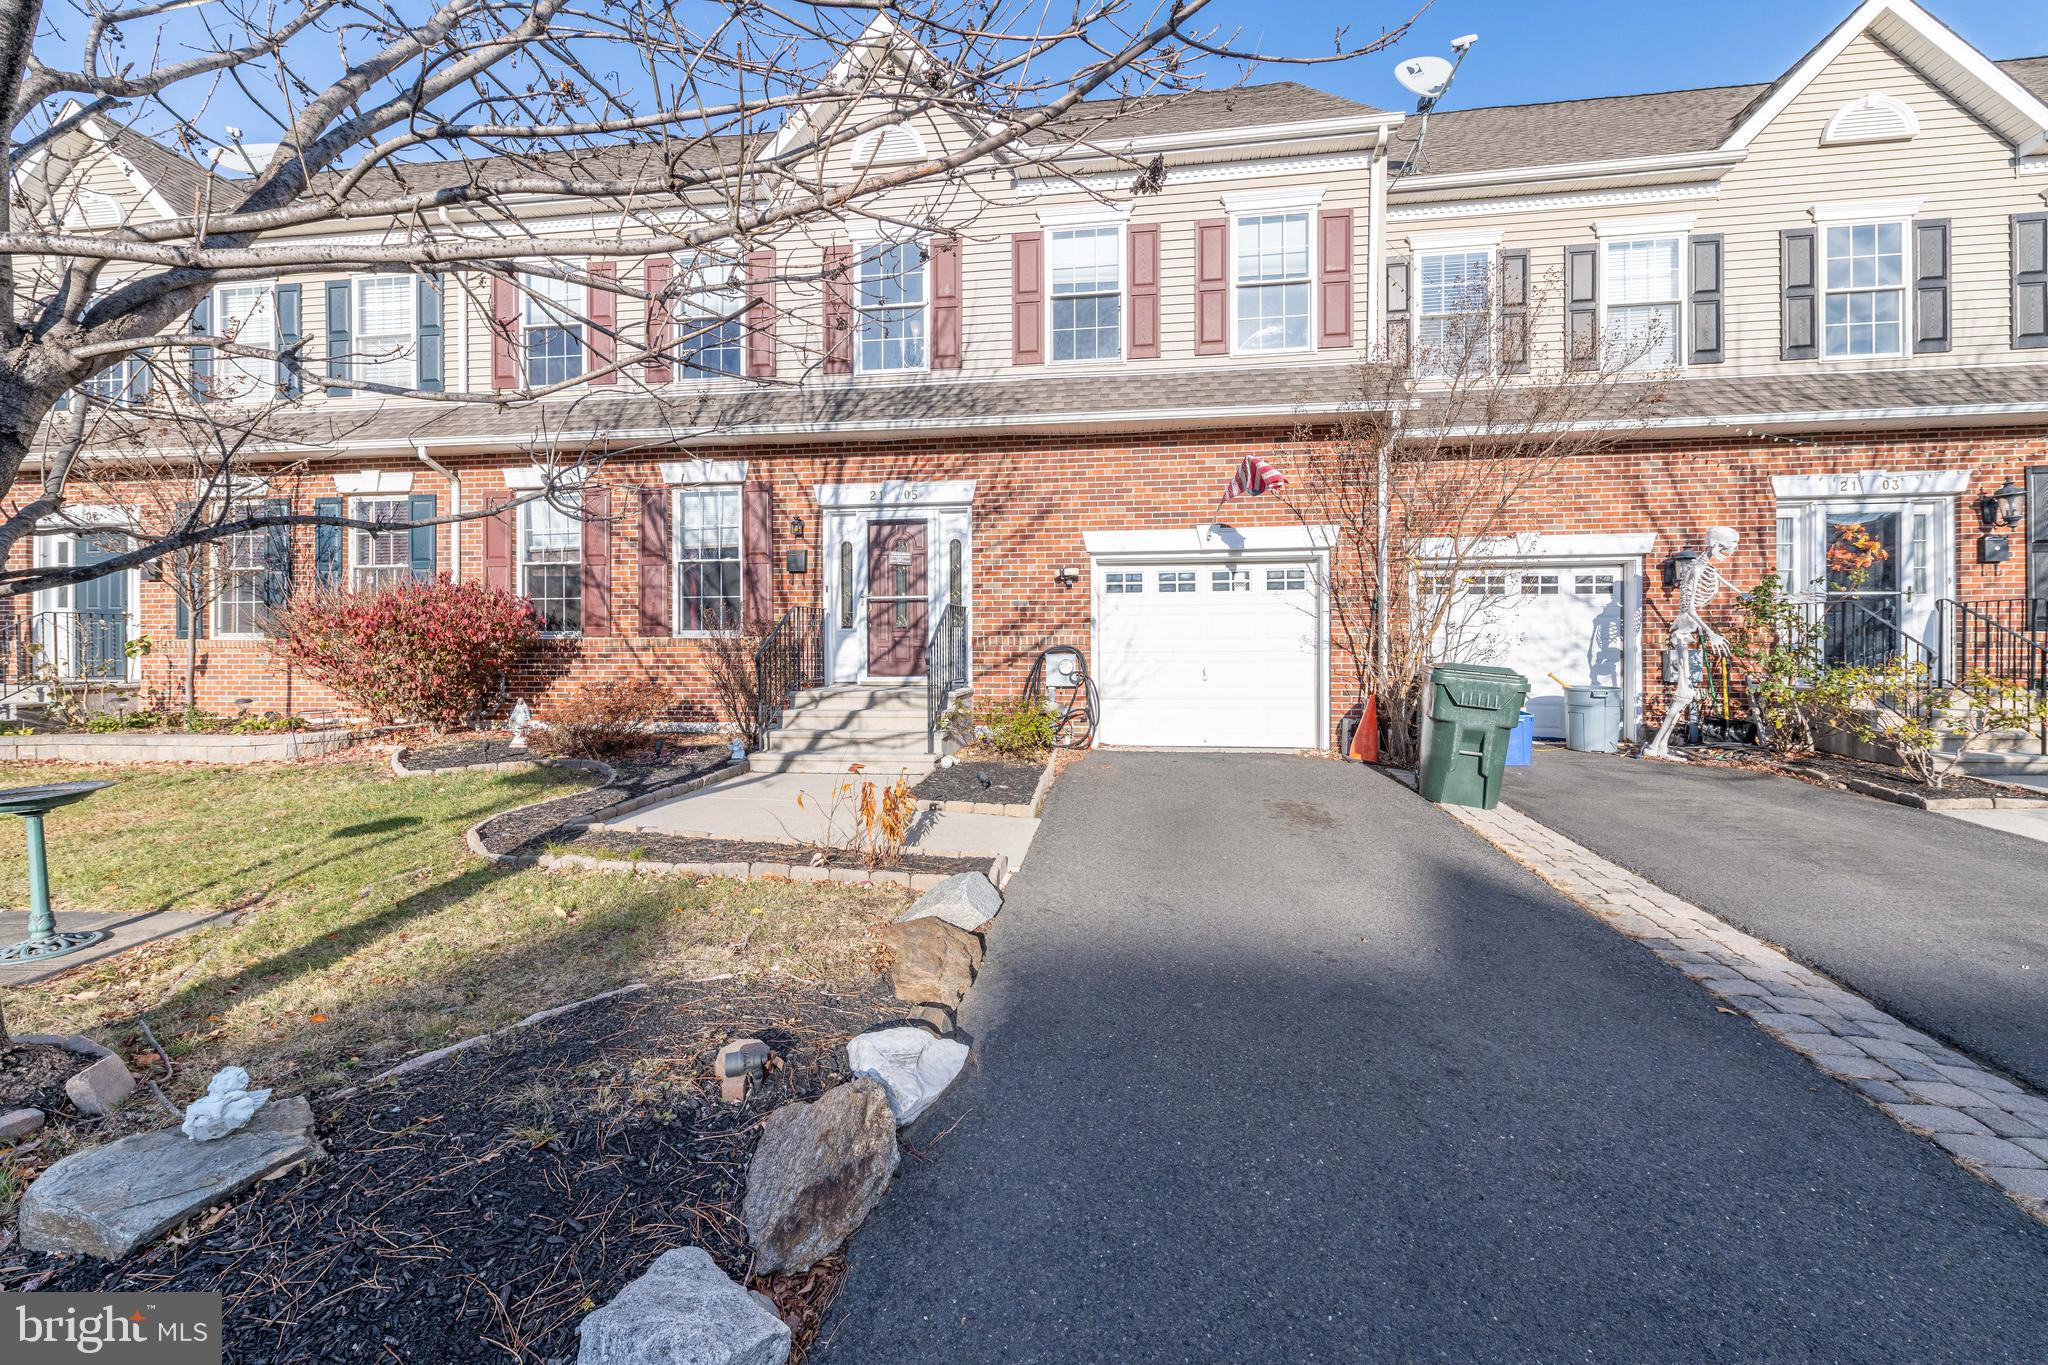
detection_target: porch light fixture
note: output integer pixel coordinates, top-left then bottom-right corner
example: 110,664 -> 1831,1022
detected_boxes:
1977,480 -> 2026,529
1053,565 -> 1080,588
790,514 -> 806,537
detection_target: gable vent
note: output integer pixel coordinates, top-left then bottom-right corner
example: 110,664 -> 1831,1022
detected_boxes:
848,124 -> 926,166
1821,93 -> 1919,147
61,190 -> 124,229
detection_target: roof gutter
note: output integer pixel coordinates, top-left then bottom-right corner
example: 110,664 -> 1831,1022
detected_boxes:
1019,110 -> 1407,163
1390,147 -> 1745,198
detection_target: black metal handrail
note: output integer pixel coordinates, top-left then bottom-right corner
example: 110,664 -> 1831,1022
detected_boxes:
1787,593 -> 1940,720
1,608 -> 134,688
751,606 -> 824,746
926,602 -> 968,753
1940,597 -> 2048,751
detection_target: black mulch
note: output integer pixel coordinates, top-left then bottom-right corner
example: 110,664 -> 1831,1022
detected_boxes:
398,737 -> 535,770
913,758 -> 1045,807
1680,744 -> 2045,804
472,747 -> 731,857
9,978 -> 914,1364
0,1039 -> 86,1116
560,827 -> 994,877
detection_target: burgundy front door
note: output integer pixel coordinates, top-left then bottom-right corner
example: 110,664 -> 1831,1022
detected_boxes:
866,520 -> 929,676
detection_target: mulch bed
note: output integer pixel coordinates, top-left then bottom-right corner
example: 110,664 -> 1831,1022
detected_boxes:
7,977 -> 909,1363
0,1039 -> 86,1116
913,757 -> 1045,807
398,736 -> 536,770
1679,744 -> 2044,805
471,747 -> 732,857
559,827 -> 995,877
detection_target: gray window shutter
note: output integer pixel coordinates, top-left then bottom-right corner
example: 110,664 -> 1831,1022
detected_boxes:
313,496 -> 344,588
189,295 -> 213,400
1687,234 -> 1724,365
407,493 -> 437,579
275,284 -> 303,396
1499,250 -> 1530,374
1781,229 -> 1818,360
326,279 -> 353,395
2029,464 -> 2048,629
260,498 -> 294,624
1383,257 -> 1411,367
417,275 -> 444,392
1565,244 -> 1598,370
1912,219 -> 1950,355
2014,213 -> 2048,349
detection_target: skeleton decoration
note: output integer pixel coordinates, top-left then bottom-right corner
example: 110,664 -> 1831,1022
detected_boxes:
1644,527 -> 1740,761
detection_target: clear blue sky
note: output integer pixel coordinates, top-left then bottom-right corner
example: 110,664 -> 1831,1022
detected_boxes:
1244,0 -> 2048,114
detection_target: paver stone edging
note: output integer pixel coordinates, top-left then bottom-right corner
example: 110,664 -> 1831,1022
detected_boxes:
538,849 -> 1005,891
1392,768 -> 2048,1227
920,756 -> 1058,818
390,745 -> 612,781
1836,775 -> 2048,812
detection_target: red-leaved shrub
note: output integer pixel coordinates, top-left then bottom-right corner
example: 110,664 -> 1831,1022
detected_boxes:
271,580 -> 538,731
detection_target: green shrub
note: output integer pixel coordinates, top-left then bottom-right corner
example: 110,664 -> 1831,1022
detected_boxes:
980,697 -> 1059,757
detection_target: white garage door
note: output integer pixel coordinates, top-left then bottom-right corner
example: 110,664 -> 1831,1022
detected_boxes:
1443,566 -> 1627,739
1093,561 -> 1322,748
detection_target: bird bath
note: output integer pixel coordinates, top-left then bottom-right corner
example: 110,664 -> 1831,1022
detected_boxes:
0,781 -> 114,965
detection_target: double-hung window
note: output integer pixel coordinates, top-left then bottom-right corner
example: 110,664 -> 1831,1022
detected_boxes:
856,242 -> 927,372
1603,237 -> 1682,368
354,275 -> 416,388
215,527 -> 272,637
349,496 -> 410,590
675,486 -> 742,632
1049,226 -> 1121,362
214,283 -> 275,399
78,356 -> 146,405
1822,222 -> 1905,358
1233,212 -> 1312,352
520,495 -> 583,634
1416,250 -> 1492,376
523,268 -> 585,386
679,258 -> 744,378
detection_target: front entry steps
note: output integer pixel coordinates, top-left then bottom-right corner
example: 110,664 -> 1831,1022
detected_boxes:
749,684 -> 951,777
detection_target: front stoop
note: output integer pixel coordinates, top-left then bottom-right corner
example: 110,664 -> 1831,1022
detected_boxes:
750,684 -> 952,777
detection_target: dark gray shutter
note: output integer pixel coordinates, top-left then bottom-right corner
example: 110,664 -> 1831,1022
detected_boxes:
275,284 -> 303,396
407,493 -> 437,579
417,275 -> 444,393
1565,244 -> 1598,370
259,497 -> 294,626
189,295 -> 213,400
313,496 -> 344,588
2014,213 -> 2048,349
325,279 -> 352,395
1383,256 -> 1411,367
2028,464 -> 2048,629
1688,234 -> 1724,365
1781,229 -> 1818,360
1912,219 -> 1950,354
1499,249 -> 1529,374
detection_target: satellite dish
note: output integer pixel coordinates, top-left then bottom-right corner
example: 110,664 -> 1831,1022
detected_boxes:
1394,54 -> 1455,100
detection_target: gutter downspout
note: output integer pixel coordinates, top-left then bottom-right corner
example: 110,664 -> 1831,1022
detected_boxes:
414,442 -> 461,581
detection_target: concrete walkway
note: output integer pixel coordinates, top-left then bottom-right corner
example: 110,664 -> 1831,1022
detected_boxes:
604,769 -> 1040,865
0,907 -> 238,986
815,752 -> 2048,1363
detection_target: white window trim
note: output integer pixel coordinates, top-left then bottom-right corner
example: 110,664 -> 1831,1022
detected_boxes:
519,261 -> 587,386
502,463 -> 591,492
1411,243 -> 1498,378
350,273 -> 419,390
853,240 -> 931,376
1227,209 -> 1317,358
1809,198 -> 1924,224
209,281 -> 278,404
1046,221 -> 1128,368
334,468 -> 414,496
1817,216 -> 1913,363
1404,227 -> 1504,253
1770,470 -> 1969,500
670,483 -> 746,639
346,494 -> 412,592
1218,187 -> 1327,215
1598,234 -> 1687,373
210,522 -> 273,641
662,459 -> 748,486
1592,214 -> 1697,238
1035,202 -> 1131,229
517,492 -> 585,638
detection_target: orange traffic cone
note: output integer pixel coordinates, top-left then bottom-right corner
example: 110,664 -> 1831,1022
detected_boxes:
1349,695 -> 1380,763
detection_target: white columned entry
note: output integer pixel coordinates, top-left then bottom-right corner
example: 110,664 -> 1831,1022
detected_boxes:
1771,471 -> 1963,660
817,480 -> 975,685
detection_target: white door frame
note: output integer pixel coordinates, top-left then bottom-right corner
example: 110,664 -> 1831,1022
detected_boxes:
817,480 -> 975,685
31,509 -> 143,683
1771,472 -> 1961,656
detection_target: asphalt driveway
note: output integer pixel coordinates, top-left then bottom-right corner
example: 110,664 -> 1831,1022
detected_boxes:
815,752 -> 2048,1363
1506,748 -> 2048,1093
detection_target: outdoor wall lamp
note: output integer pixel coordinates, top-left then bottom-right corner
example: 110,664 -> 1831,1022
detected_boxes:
790,514 -> 806,537
1053,565 -> 1080,588
1977,480 -> 2026,529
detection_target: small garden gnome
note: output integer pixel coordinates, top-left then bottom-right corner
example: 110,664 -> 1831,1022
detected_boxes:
507,698 -> 533,750
181,1066 -> 272,1141
1644,526 -> 1739,762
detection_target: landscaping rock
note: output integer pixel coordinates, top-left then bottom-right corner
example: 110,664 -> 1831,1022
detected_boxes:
742,1079 -> 899,1274
575,1246 -> 789,1365
896,870 -> 1002,933
908,1004 -> 955,1034
882,917 -> 983,1007
63,1053 -> 135,1116
19,1095 -> 322,1259
846,1027 -> 970,1126
0,1107 -> 46,1140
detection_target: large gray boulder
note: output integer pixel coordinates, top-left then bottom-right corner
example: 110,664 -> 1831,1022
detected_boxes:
19,1096 -> 322,1259
742,1080 -> 899,1274
576,1247 -> 789,1365
881,917 -> 982,1008
896,871 -> 1001,933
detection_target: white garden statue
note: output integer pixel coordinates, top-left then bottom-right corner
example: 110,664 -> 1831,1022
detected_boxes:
1643,526 -> 1740,762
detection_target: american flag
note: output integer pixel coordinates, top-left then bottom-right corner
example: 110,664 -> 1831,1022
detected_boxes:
1220,454 -> 1289,504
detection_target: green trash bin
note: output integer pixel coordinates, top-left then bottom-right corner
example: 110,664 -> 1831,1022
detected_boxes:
1417,663 -> 1532,810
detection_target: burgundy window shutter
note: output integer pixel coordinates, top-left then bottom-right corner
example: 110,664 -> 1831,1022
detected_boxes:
490,275 -> 520,389
1317,210 -> 1354,349
587,261 -> 618,384
1195,219 -> 1228,355
742,480 -> 775,630
581,484 -> 613,636
643,257 -> 673,384
822,244 -> 855,375
932,237 -> 963,369
638,486 -> 671,636
1128,225 -> 1160,360
483,497 -> 515,591
1012,232 -> 1044,364
745,248 -> 777,378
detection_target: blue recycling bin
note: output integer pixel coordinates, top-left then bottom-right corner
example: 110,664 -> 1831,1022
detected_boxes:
1504,709 -> 1535,767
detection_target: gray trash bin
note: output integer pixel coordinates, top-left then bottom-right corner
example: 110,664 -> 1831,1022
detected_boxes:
1563,686 -> 1622,753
